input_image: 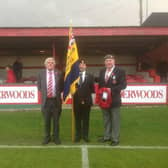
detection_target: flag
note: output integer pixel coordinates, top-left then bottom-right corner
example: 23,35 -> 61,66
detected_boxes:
63,27 -> 80,103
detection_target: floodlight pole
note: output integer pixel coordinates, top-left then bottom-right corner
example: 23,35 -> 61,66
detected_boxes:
139,0 -> 143,25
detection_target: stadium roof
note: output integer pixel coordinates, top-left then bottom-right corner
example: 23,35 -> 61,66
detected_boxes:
0,26 -> 168,57
142,13 -> 168,27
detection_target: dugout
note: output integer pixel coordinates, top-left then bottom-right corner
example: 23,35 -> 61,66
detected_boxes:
0,25 -> 168,83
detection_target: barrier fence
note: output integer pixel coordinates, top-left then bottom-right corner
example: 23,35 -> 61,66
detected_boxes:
0,84 -> 168,105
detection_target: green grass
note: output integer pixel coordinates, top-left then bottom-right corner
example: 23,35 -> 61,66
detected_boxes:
0,105 -> 168,168
0,111 -> 42,145
89,149 -> 168,168
0,148 -> 81,168
121,106 -> 168,146
0,106 -> 168,145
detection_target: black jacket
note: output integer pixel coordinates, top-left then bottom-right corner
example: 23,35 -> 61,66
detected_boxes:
74,72 -> 94,106
98,66 -> 127,107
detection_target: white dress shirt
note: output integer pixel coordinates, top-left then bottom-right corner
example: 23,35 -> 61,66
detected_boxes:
46,70 -> 56,97
80,71 -> 86,83
105,66 -> 115,80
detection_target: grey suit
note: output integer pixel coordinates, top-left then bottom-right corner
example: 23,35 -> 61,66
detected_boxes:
37,69 -> 63,142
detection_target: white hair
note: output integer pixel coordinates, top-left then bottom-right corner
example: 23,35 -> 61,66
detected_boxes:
44,57 -> 56,66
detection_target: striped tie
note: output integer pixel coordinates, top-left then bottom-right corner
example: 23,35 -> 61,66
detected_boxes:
47,71 -> 53,97
105,70 -> 110,83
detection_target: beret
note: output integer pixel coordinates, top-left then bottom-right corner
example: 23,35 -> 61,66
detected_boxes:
104,54 -> 115,60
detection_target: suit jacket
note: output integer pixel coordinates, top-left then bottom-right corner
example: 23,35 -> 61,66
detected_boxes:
74,72 -> 94,106
98,66 -> 127,107
37,69 -> 63,112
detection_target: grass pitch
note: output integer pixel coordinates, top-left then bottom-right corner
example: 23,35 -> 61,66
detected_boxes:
0,105 -> 167,168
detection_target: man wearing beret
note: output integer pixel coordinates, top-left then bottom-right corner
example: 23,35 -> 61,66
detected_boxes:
98,54 -> 127,146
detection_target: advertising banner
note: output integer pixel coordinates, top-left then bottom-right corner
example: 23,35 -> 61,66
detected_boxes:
121,85 -> 167,104
0,84 -> 167,104
0,85 -> 39,104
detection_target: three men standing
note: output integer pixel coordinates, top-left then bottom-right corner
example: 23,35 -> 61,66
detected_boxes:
37,55 -> 126,146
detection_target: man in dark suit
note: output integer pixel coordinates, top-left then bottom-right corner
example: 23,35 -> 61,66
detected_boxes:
98,54 -> 127,146
13,57 -> 23,82
73,59 -> 95,142
37,57 -> 63,145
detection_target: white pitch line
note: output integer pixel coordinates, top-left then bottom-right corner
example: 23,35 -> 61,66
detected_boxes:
81,146 -> 89,168
0,145 -> 168,150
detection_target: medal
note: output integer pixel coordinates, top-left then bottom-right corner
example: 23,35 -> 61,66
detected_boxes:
112,74 -> 116,84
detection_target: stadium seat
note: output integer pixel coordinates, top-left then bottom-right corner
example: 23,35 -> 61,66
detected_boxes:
126,74 -> 147,83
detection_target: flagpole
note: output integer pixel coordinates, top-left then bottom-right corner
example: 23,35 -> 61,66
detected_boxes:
71,97 -> 75,142
69,19 -> 75,142
71,20 -> 75,142
63,20 -> 79,142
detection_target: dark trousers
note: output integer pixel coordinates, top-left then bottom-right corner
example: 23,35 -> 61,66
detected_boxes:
43,98 -> 60,141
15,71 -> 22,82
74,103 -> 91,140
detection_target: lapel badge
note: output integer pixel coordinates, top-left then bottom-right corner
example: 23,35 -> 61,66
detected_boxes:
112,74 -> 117,84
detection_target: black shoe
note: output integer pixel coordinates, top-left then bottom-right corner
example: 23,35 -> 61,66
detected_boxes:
98,137 -> 111,143
54,139 -> 61,145
42,138 -> 51,145
110,141 -> 119,146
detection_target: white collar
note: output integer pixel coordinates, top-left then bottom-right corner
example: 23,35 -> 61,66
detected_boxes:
106,66 -> 115,73
80,71 -> 86,75
47,69 -> 54,73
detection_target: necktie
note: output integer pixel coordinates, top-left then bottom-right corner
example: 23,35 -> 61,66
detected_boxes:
105,70 -> 110,83
79,72 -> 83,86
47,71 -> 53,97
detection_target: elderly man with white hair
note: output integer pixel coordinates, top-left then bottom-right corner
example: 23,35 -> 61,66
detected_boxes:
37,57 -> 63,145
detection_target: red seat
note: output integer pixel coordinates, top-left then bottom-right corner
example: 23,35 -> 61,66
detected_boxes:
153,75 -> 160,83
148,69 -> 156,77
